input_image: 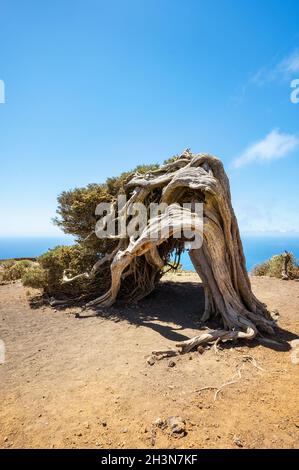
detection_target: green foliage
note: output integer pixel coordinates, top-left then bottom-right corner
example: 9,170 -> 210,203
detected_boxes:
36,245 -> 98,294
0,259 -> 15,268
53,183 -> 112,241
252,252 -> 299,279
1,259 -> 33,282
22,160 -> 180,296
22,265 -> 48,289
267,254 -> 286,278
19,245 -> 99,294
163,149 -> 192,165
53,164 -> 159,248
289,262 -> 299,279
133,163 -> 160,174
251,260 -> 270,276
163,155 -> 181,165
106,164 -> 159,196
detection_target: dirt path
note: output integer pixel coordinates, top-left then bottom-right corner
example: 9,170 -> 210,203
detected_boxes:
0,274 -> 298,448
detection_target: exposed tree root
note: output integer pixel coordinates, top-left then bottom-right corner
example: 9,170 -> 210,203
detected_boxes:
242,355 -> 265,371
175,326 -> 257,354
195,366 -> 243,401
195,353 -> 265,401
151,327 -> 257,358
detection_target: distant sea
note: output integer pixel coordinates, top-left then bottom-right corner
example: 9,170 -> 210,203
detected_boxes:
0,237 -> 74,260
180,234 -> 299,272
0,234 -> 299,273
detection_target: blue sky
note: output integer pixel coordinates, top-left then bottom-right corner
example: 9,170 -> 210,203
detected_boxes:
0,0 -> 299,237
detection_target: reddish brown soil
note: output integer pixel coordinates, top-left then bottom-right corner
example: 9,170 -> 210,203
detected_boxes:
0,273 -> 298,449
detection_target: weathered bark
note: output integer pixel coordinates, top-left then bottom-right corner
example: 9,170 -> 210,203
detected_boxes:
281,251 -> 291,280
63,151 -> 276,348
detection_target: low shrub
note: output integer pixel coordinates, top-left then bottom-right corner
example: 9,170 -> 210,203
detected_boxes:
251,260 -> 270,276
22,244 -> 98,295
22,265 -> 48,290
0,259 -> 16,269
252,252 -> 299,279
1,259 -> 33,282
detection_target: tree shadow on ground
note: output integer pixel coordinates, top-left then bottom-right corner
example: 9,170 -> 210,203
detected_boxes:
75,280 -> 206,342
78,279 -> 298,352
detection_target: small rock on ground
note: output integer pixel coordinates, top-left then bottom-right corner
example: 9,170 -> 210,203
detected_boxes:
167,416 -> 186,437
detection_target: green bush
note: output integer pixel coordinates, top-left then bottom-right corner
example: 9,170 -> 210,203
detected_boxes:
2,259 -> 33,282
22,244 -> 99,295
22,265 -> 48,289
252,252 -> 299,279
267,254 -> 285,278
289,262 -> 299,279
53,164 -> 159,247
0,259 -> 16,269
251,260 -> 270,276
21,157 -> 188,297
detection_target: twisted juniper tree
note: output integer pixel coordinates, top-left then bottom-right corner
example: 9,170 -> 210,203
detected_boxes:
29,150 -> 276,352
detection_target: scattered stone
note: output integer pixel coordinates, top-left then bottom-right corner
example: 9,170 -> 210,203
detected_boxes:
197,346 -> 205,354
100,420 -> 107,427
168,360 -> 176,368
121,427 -> 128,433
167,416 -> 186,437
147,356 -> 155,366
233,435 -> 243,447
153,417 -> 165,428
4,437 -> 8,442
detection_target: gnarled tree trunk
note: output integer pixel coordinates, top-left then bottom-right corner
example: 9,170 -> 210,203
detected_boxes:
63,151 -> 276,351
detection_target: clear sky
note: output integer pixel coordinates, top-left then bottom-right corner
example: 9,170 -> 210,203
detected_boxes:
0,0 -> 299,237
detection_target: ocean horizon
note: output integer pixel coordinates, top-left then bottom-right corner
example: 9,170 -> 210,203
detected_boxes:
0,234 -> 299,272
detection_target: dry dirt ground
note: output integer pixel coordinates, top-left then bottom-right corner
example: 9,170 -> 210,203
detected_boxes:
0,273 -> 298,449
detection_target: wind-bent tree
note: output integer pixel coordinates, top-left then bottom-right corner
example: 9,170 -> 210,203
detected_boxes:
27,150 -> 276,352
